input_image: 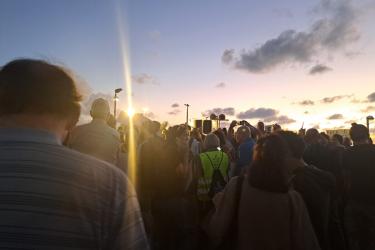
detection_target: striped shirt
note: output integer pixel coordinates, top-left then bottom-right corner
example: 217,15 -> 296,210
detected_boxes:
0,128 -> 149,250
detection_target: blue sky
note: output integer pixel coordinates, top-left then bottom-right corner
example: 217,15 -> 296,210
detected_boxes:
1,0 -> 375,129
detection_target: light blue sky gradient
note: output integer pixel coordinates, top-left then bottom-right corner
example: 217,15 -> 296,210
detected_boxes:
1,0 -> 374,128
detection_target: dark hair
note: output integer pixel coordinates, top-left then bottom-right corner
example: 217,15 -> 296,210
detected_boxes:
332,134 -> 344,145
304,128 -> 320,144
320,132 -> 330,142
213,129 -> 226,147
272,123 -> 281,131
166,125 -> 187,145
248,134 -> 289,193
222,127 -> 228,136
257,121 -> 265,130
150,121 -> 161,135
277,131 -> 306,159
0,59 -> 81,123
350,123 -> 369,142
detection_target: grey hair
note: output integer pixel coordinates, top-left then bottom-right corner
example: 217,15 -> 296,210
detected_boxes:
204,133 -> 220,150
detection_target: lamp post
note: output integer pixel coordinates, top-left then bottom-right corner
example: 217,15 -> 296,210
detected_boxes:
184,104 -> 190,125
367,115 -> 374,131
114,88 -> 123,119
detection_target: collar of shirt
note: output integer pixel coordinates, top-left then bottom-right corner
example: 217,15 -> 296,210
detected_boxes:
0,128 -> 61,145
91,119 -> 108,125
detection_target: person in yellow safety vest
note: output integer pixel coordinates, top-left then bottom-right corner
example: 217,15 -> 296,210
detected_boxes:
197,133 -> 229,208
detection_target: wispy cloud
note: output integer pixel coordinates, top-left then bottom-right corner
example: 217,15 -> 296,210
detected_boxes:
327,113 -> 344,120
132,73 -> 158,85
236,108 -> 278,119
309,64 -> 332,75
295,100 -> 315,106
264,115 -> 296,125
202,107 -> 235,117
221,49 -> 235,64
168,109 -> 181,116
171,103 -> 179,108
216,82 -> 226,88
321,94 -> 352,103
222,0 -> 360,73
361,106 -> 375,113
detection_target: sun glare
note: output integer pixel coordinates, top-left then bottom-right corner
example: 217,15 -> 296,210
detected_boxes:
127,107 -> 135,117
115,1 -> 137,186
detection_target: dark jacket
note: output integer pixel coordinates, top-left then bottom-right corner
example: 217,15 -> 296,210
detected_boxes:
292,164 -> 336,250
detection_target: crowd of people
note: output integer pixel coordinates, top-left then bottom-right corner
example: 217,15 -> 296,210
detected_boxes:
0,58 -> 374,250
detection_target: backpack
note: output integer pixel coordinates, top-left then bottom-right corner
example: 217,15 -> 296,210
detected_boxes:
205,152 -> 227,198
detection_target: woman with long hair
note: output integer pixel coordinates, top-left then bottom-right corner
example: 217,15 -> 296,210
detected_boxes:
204,134 -> 320,250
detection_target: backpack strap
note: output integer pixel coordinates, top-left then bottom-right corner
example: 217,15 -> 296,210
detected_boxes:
204,151 -> 224,170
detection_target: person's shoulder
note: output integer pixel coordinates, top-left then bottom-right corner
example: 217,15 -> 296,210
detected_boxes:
288,189 -> 306,207
71,123 -> 91,134
106,126 -> 120,139
364,144 -> 375,151
303,165 -> 336,189
225,176 -> 243,192
59,146 -> 125,177
221,150 -> 229,160
305,164 -> 333,177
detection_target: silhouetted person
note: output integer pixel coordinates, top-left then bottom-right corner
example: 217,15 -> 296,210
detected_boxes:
278,131 -> 345,250
107,113 -> 117,129
196,133 -> 229,216
272,123 -> 282,132
343,123 -> 375,250
332,134 -> 344,147
151,125 -> 198,250
256,121 -> 265,138
304,128 -> 336,174
68,98 -> 122,166
231,125 -> 254,177
205,134 -> 320,250
189,128 -> 203,157
137,121 -> 164,237
0,59 -> 148,249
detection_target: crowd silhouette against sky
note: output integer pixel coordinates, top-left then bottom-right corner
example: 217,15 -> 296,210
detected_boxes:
0,58 -> 374,250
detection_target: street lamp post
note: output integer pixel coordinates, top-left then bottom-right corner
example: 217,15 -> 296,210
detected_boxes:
114,88 -> 123,119
367,115 -> 374,131
184,104 -> 190,125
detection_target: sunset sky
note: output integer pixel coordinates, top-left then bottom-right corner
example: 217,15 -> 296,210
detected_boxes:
1,0 -> 375,130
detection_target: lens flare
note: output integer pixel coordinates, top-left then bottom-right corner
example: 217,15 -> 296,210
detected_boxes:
127,107 -> 135,118
115,2 -> 137,186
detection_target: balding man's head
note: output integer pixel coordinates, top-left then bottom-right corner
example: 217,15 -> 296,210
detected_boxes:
90,98 -> 110,120
0,59 -> 81,122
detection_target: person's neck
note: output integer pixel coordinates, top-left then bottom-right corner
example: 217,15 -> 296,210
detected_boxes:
91,118 -> 107,124
0,114 -> 69,142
